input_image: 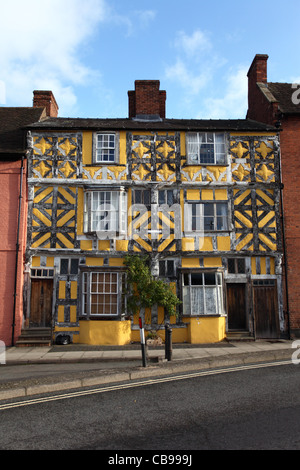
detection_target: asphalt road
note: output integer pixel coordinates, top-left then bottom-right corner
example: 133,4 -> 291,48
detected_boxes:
0,362 -> 299,452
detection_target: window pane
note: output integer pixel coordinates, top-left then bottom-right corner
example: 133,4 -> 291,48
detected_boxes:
191,287 -> 204,314
204,272 -> 216,285
237,258 -> 246,273
159,261 -> 165,277
167,260 -> 175,277
60,259 -> 69,274
70,259 -> 79,275
183,273 -> 189,286
228,259 -> 235,274
191,273 -> 203,285
205,287 -> 217,314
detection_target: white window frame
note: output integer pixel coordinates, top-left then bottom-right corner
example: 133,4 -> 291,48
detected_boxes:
84,189 -> 127,237
185,201 -> 228,233
186,132 -> 226,165
93,132 -> 119,164
82,271 -> 122,317
182,271 -> 224,316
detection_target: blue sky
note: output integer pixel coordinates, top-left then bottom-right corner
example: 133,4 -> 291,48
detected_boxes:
0,0 -> 300,120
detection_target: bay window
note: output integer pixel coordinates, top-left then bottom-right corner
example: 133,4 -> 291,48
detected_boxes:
84,190 -> 127,237
182,271 -> 224,316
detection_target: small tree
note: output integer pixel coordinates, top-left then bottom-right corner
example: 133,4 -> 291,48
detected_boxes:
123,254 -> 181,320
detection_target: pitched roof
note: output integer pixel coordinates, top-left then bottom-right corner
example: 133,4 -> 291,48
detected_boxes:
27,116 -> 276,132
0,107 -> 46,157
267,83 -> 300,114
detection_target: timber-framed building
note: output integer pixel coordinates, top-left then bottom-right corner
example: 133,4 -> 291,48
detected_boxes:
20,81 -> 286,345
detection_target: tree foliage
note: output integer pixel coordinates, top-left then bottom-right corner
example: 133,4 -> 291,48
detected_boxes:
123,254 -> 181,318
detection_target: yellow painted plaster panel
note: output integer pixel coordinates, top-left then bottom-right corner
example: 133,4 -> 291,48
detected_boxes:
116,240 -> 129,251
58,305 -> 64,323
182,258 -> 200,268
86,257 -> 104,266
217,236 -> 231,251
214,189 -> 228,200
32,257 -> 40,267
46,257 -> 54,267
270,258 -> 275,274
186,189 -> 200,200
109,258 -> 124,267
201,189 -> 214,200
70,306 -> 77,323
82,132 -> 92,165
71,281 -> 77,299
203,257 -> 222,267
81,240 -> 93,251
59,281 -> 66,299
98,240 -> 110,251
199,237 -> 213,251
182,238 -> 195,251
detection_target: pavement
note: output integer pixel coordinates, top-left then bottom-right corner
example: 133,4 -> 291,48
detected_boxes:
0,339 -> 297,401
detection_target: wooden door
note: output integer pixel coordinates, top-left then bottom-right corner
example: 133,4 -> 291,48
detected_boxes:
227,283 -> 247,330
30,279 -> 53,327
253,282 -> 279,339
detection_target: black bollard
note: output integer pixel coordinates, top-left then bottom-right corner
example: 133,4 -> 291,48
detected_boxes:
165,323 -> 172,361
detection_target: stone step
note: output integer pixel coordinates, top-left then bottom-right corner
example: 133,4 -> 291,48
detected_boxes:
15,328 -> 52,347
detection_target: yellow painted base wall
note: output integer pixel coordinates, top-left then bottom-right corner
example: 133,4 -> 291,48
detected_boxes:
130,316 -> 226,344
74,320 -> 132,345
187,316 -> 226,344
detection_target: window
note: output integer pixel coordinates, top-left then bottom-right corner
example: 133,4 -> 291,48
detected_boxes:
182,271 -> 224,316
82,271 -> 124,316
93,133 -> 119,163
60,258 -> 79,275
159,189 -> 174,206
84,190 -> 127,236
132,189 -> 151,206
185,202 -> 228,232
228,258 -> 246,274
186,132 -> 226,165
31,268 -> 54,278
159,259 -> 176,278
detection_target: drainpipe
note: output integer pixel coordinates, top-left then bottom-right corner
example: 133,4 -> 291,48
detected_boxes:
277,130 -> 291,340
11,154 -> 25,346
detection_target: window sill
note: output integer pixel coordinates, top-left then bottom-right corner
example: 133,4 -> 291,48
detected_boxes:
185,162 -> 229,167
84,163 -> 124,167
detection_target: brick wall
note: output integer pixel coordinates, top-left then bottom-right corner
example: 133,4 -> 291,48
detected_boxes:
280,116 -> 300,335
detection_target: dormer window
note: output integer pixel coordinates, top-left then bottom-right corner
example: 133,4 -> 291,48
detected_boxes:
186,132 -> 226,165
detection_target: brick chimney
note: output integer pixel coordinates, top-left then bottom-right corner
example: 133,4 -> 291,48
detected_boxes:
246,54 -> 279,124
128,80 -> 166,119
33,90 -> 59,117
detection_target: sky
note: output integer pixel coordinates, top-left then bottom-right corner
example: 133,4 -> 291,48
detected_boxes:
0,0 -> 300,120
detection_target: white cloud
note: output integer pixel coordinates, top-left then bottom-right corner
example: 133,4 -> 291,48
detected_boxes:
174,30 -> 212,58
201,66 -> 248,119
165,59 -> 209,95
0,0 -> 107,114
165,29 -> 214,96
